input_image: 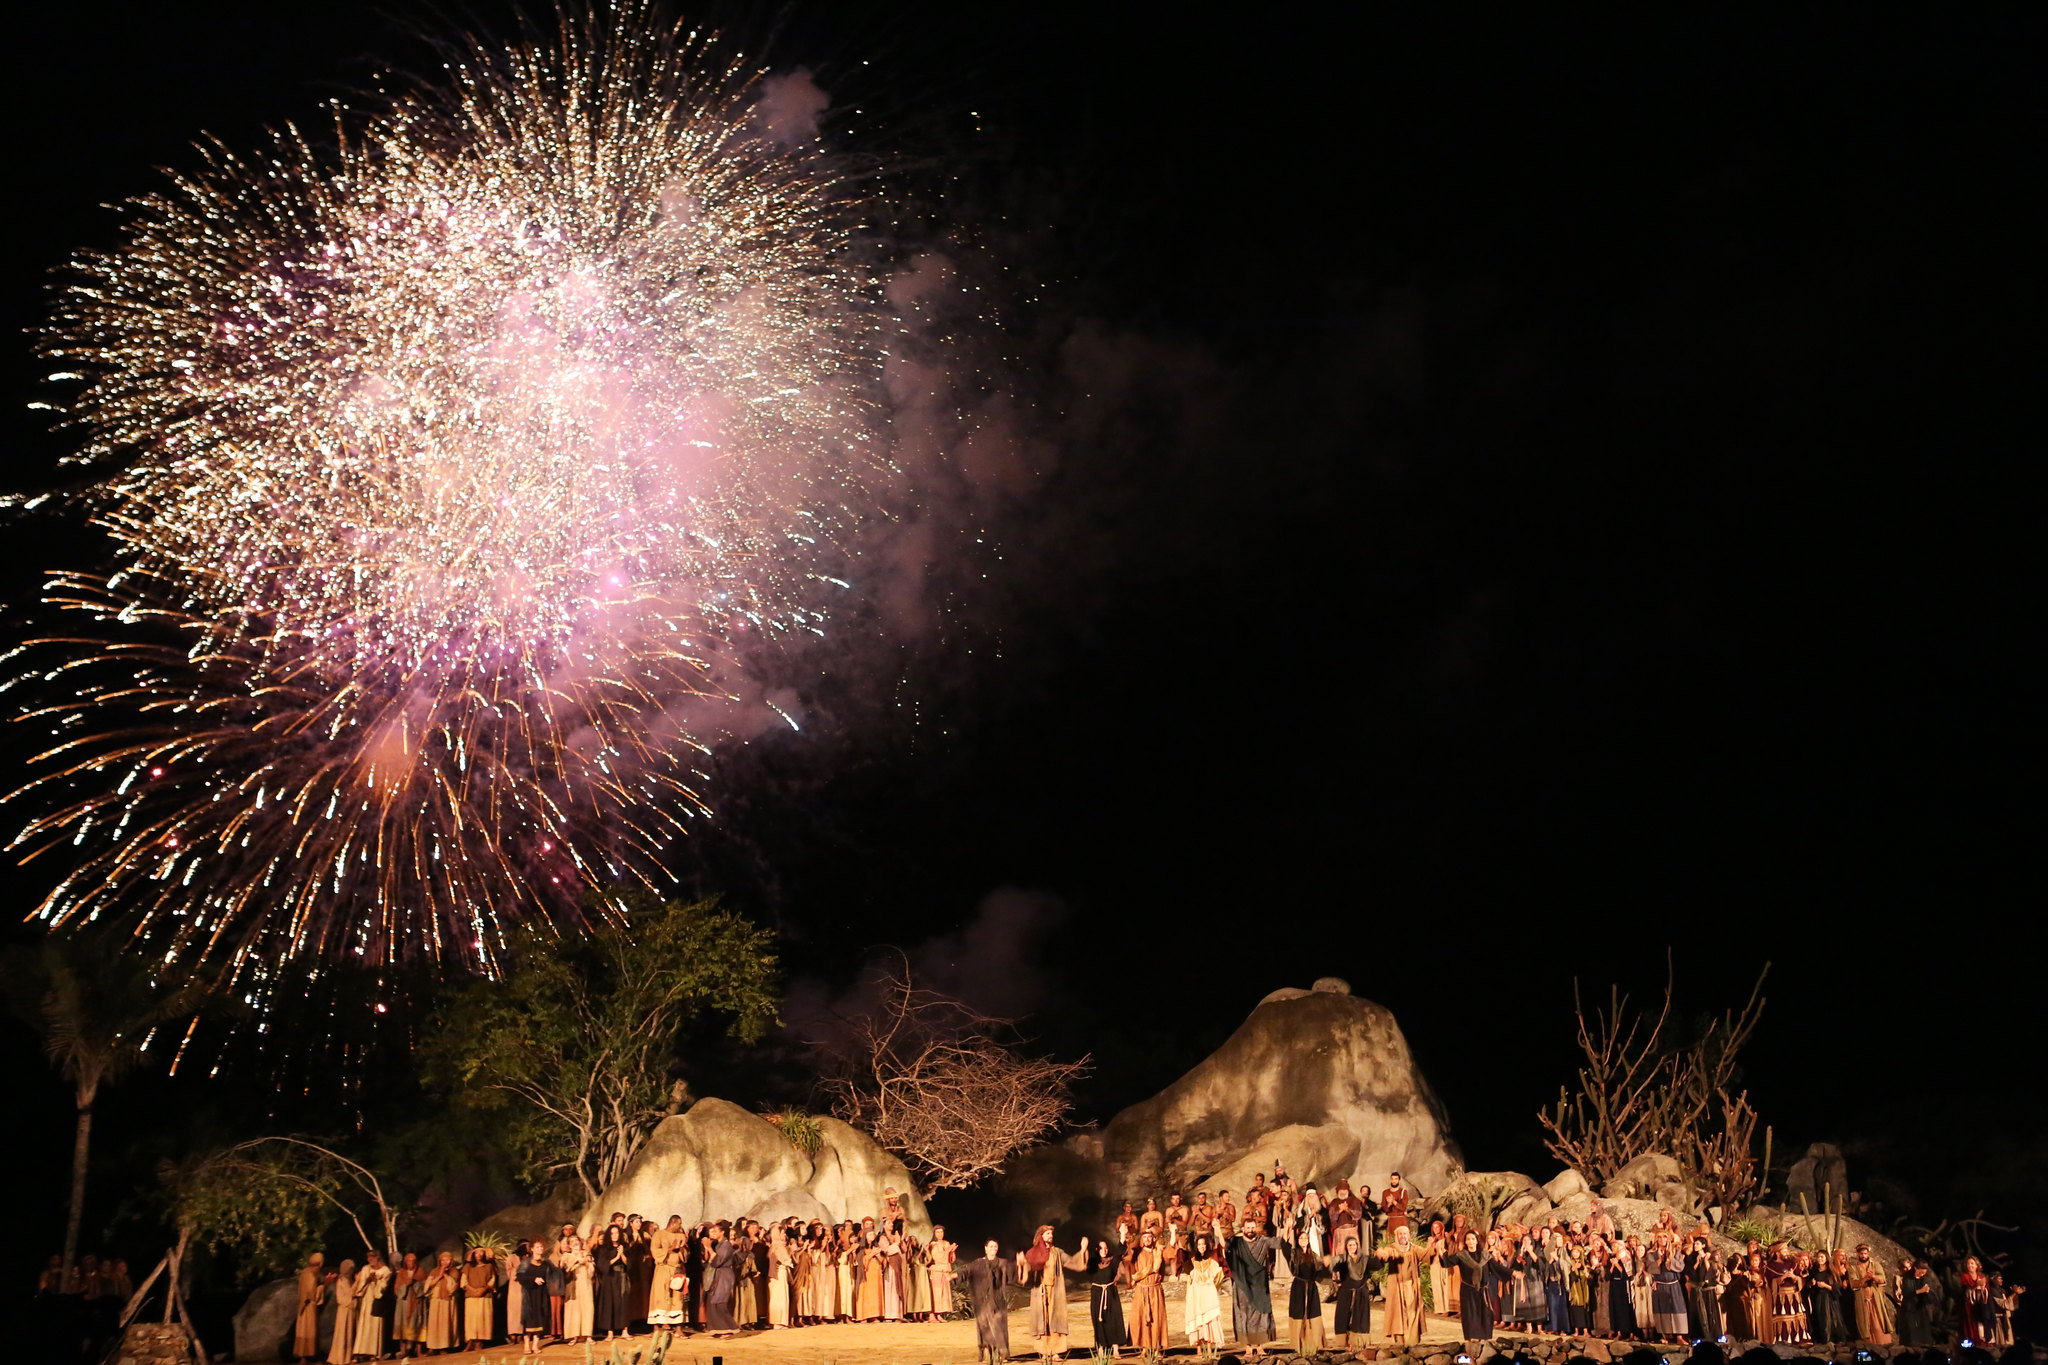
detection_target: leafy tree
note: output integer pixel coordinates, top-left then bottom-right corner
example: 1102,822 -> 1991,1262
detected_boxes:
4,933 -> 204,1281
171,1137 -> 402,1277
429,893 -> 779,1201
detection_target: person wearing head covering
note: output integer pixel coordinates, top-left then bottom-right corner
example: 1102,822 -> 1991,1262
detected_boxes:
295,1253 -> 328,1364
1227,1214 -> 1285,1357
423,1252 -> 459,1352
648,1217 -> 687,1330
325,1260 -> 358,1365
961,1239 -> 1014,1365
1850,1244 -> 1895,1344
1016,1225 -> 1088,1359
351,1249 -> 392,1359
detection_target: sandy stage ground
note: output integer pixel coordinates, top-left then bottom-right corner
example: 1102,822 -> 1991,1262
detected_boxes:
418,1288 -> 1466,1365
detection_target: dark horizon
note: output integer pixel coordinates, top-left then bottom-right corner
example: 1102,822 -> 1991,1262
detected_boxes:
3,0 -> 2042,1338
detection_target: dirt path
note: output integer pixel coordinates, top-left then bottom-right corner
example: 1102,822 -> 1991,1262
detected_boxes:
416,1294 -> 1467,1365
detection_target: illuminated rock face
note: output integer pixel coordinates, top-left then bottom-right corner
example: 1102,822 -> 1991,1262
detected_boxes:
1007,985 -> 1463,1230
585,1098 -> 930,1237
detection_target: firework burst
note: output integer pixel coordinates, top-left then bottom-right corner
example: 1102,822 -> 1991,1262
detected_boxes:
8,3 -> 885,988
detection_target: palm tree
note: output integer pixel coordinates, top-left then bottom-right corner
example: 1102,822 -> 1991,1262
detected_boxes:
9,935 -> 204,1284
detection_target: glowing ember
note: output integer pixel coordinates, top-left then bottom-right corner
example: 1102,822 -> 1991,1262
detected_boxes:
8,3 -> 883,990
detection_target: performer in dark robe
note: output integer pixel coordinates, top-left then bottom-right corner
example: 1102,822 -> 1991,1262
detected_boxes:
1286,1234 -> 1332,1355
1605,1248 -> 1639,1339
1684,1237 -> 1724,1342
1512,1236 -> 1548,1327
1806,1252 -> 1845,1342
1226,1220 -> 1285,1353
1723,1255 -> 1761,1341
1333,1232 -> 1377,1346
593,1226 -> 632,1338
516,1249 -> 551,1348
1482,1243 -> 1513,1332
1543,1236 -> 1571,1334
961,1241 -> 1014,1365
1081,1240 -> 1127,1355
1896,1260 -> 1937,1346
1450,1233 -> 1495,1341
703,1226 -> 741,1333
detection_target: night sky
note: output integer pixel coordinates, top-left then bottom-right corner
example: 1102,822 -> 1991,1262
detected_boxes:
4,0 -> 2043,1323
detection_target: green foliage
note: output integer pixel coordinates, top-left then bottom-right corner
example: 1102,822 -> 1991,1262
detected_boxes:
427,891 -> 779,1199
465,1228 -> 514,1258
765,1110 -> 825,1154
4,931 -> 208,1103
166,1143 -> 375,1284
1722,1215 -> 1779,1245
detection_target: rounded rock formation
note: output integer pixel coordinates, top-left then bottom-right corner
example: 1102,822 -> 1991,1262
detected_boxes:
1007,988 -> 1459,1229
584,1098 -> 929,1236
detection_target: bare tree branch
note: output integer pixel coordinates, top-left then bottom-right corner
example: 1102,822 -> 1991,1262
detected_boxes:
817,956 -> 1088,1195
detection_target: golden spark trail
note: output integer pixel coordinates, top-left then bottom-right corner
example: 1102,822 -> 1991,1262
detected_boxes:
8,3 -> 884,993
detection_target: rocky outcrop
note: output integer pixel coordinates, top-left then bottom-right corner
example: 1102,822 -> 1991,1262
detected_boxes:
583,1098 -> 929,1237
1417,1170 -> 1543,1231
1005,983 -> 1460,1231
474,1180 -> 586,1245
1786,1142 -> 1851,1212
231,1277 -> 297,1361
1600,1151 -> 1688,1206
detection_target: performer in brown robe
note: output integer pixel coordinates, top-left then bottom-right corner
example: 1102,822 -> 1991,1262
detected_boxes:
1381,1172 -> 1411,1234
295,1254 -> 327,1363
423,1253 -> 459,1352
1380,1224 -> 1426,1343
649,1216 -> 687,1328
1128,1230 -> 1170,1351
1018,1225 -> 1089,1358
1851,1245 -> 1895,1344
461,1248 -> 497,1349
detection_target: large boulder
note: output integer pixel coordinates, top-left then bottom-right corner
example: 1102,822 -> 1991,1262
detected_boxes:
1498,1188 -> 1555,1229
1737,1204 -> 1910,1282
1004,986 -> 1460,1233
1600,1152 -> 1684,1201
804,1117 -> 930,1236
231,1277 -> 296,1361
1418,1170 -> 1543,1231
1785,1143 -> 1850,1213
1543,1169 -> 1588,1202
581,1098 -> 930,1237
474,1181 -> 585,1245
